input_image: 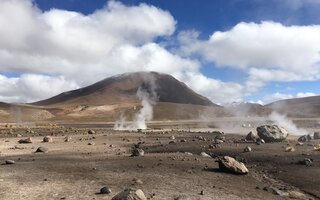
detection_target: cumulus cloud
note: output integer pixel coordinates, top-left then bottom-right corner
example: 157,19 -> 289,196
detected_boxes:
179,21 -> 320,95
0,1 -> 319,104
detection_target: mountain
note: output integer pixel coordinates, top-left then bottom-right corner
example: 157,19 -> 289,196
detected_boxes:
34,71 -> 214,107
265,96 -> 320,117
224,102 -> 266,117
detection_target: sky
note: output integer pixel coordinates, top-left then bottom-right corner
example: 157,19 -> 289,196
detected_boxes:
0,0 -> 320,104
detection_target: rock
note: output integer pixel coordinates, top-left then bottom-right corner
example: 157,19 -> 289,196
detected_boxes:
256,138 -> 265,145
64,136 -> 71,142
111,188 -> 147,200
88,129 -> 95,134
5,160 -> 15,164
288,191 -> 308,199
245,131 -> 257,141
170,135 -> 175,140
256,125 -> 288,143
215,135 -> 225,142
174,195 -> 190,200
18,137 -> 32,144
132,178 -> 143,185
263,186 -> 287,196
132,148 -> 144,157
43,136 -> 53,143
184,152 -> 193,156
180,139 -> 187,142
298,135 -> 312,142
285,146 -> 295,152
200,152 -> 211,158
314,132 -> 320,140
100,186 -> 112,194
296,142 -> 304,146
35,147 -> 49,153
297,158 -> 313,166
88,142 -> 95,145
218,156 -> 249,174
16,134 -> 22,137
243,146 -> 252,152
169,141 -> 176,144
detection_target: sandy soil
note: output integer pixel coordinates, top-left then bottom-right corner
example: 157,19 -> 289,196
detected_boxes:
0,126 -> 319,200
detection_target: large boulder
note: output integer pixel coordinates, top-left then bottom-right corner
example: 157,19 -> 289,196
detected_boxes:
298,135 -> 312,142
18,137 -> 32,144
314,132 -> 320,140
256,125 -> 288,143
43,136 -> 53,142
245,131 -> 257,141
218,156 -> 249,174
112,188 -> 147,200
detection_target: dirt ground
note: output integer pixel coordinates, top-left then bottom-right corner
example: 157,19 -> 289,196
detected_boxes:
0,125 -> 319,200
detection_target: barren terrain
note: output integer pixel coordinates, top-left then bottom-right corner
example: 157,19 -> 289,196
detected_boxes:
0,121 -> 319,200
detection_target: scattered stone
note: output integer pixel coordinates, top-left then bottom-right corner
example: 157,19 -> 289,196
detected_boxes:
288,191 -> 308,199
297,158 -> 313,166
35,147 -> 49,153
174,195 -> 190,200
256,138 -> 265,145
132,148 -> 144,157
298,135 -> 312,142
88,142 -> 95,145
200,190 -> 204,195
100,186 -> 112,194
180,139 -> 187,142
200,152 -> 211,158
296,142 -> 304,146
184,152 -> 193,156
263,186 -> 287,196
88,129 -> 95,134
314,132 -> 320,140
111,188 -> 147,200
217,156 -> 249,174
215,135 -> 225,142
18,137 -> 32,144
169,141 -> 176,144
246,131 -> 257,141
43,136 -> 53,143
16,134 -> 22,137
64,136 -> 71,142
285,146 -> 295,152
314,144 -> 320,151
243,146 -> 252,153
132,178 -> 143,185
5,160 -> 15,164
256,125 -> 288,143
170,135 -> 175,140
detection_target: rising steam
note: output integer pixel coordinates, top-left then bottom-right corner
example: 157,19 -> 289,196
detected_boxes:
268,111 -> 308,135
114,74 -> 157,130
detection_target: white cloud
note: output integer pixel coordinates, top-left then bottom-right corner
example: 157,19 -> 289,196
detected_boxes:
263,92 -> 316,103
0,74 -> 78,102
179,21 -> 320,95
0,0 -> 242,103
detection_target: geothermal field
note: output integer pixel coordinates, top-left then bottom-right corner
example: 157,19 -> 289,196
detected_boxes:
0,116 -> 319,200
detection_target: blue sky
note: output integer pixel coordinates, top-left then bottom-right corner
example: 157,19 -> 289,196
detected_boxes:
0,0 -> 320,103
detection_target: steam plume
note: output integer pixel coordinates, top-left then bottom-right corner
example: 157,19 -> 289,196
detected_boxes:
269,111 -> 308,135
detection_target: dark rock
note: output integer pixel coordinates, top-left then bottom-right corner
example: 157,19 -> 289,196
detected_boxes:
256,125 -> 288,143
35,147 -> 49,153
298,135 -> 312,142
88,129 -> 95,134
43,136 -> 53,142
100,186 -> 112,194
5,160 -> 15,164
256,138 -> 265,145
243,146 -> 252,152
245,131 -> 257,141
314,132 -> 320,140
132,148 -> 144,157
263,186 -> 287,196
18,137 -> 32,144
297,158 -> 313,166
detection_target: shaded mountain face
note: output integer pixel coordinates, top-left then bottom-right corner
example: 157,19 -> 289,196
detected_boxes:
265,96 -> 320,117
33,72 -> 215,107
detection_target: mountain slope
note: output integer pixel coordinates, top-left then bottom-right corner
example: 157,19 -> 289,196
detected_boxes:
265,96 -> 320,117
33,71 -> 215,107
